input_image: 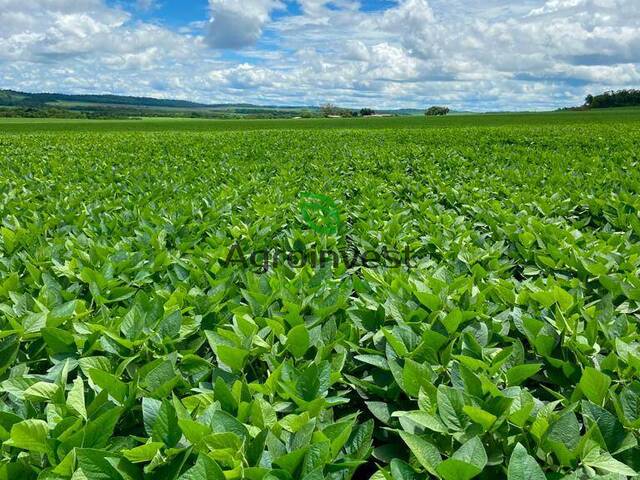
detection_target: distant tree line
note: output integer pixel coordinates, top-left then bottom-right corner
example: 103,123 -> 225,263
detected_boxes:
425,106 -> 450,116
0,107 -> 88,119
0,104 -> 325,120
584,89 -> 640,109
319,104 -> 385,118
320,103 -> 356,117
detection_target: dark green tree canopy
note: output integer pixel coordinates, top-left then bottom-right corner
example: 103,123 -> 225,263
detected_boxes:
426,106 -> 450,116
584,89 -> 640,109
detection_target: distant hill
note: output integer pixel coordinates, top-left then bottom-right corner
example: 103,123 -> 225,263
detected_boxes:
0,89 -> 323,111
0,89 -> 426,119
0,89 -> 211,109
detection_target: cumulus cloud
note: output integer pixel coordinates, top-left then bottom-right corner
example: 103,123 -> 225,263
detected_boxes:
0,0 -> 195,63
0,0 -> 639,109
206,0 -> 284,49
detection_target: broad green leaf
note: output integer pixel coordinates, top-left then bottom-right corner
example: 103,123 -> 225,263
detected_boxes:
151,399 -> 181,447
619,385 -> 640,424
286,324 -> 310,358
582,447 -> 637,476
507,443 -> 545,480
67,377 -> 87,420
399,431 -> 442,476
178,453 -> 225,480
5,419 -> 50,453
414,291 -> 441,312
210,410 -> 248,440
344,419 -> 374,459
24,381 -> 59,402
579,367 -> 611,406
62,407 -> 123,450
324,420 -> 354,458
581,401 -> 628,453
274,447 -> 308,475
396,411 -> 447,433
437,385 -> 466,431
76,449 -> 124,480
122,442 -> 164,463
142,397 -> 162,438
436,459 -> 481,480
215,345 -> 248,372
546,412 -> 581,451
88,368 -> 128,403
442,309 -> 463,335
0,335 -> 19,374
451,437 -> 487,469
506,364 -> 542,387
42,327 -> 76,354
463,406 -> 496,431
390,458 -> 422,480
553,286 -> 574,311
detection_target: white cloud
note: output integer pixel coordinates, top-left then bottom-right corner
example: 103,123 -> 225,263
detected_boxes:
297,0 -> 360,16
0,0 -> 639,110
206,0 -> 284,49
135,0 -> 159,11
0,0 -> 195,63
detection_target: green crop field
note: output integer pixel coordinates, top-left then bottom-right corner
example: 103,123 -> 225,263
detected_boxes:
1,112 -> 640,480
2,107 -> 640,134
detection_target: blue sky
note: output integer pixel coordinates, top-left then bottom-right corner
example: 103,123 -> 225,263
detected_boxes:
0,0 -> 638,110
128,1 -> 209,26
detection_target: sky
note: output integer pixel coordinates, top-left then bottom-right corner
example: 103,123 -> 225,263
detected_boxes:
0,0 -> 638,111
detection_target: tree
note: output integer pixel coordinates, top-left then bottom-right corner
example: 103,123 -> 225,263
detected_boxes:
320,103 -> 341,117
319,103 -> 355,117
360,108 -> 375,116
583,89 -> 640,109
425,106 -> 450,116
